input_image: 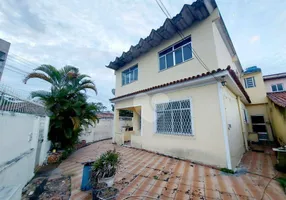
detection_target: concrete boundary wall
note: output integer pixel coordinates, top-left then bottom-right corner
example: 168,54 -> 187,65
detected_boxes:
80,117 -> 132,143
0,112 -> 50,197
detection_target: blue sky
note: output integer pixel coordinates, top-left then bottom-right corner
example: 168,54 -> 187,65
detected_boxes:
0,0 -> 285,109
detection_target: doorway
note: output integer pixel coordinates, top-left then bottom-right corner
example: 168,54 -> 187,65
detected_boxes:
251,115 -> 268,141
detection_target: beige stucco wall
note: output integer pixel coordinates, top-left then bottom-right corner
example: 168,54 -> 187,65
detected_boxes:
223,87 -> 246,168
212,21 -> 241,77
115,10 -> 228,97
80,118 -> 132,143
243,72 -> 267,104
114,83 -> 229,167
264,78 -> 286,93
268,100 -> 286,145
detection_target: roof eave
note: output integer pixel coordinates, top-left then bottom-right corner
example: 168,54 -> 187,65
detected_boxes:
106,0 -> 217,71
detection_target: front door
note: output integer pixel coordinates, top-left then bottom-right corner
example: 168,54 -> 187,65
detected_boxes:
251,115 -> 268,141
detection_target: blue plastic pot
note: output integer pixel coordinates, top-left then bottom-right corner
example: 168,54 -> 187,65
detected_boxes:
80,161 -> 94,191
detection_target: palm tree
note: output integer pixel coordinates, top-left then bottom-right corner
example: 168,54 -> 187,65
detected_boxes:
24,65 -> 99,148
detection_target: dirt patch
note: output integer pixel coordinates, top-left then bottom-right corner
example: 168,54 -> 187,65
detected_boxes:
22,163 -> 71,200
22,176 -> 70,200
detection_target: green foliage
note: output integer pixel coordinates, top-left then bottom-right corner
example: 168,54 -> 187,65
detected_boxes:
61,147 -> 74,160
90,149 -> 120,187
220,168 -> 235,174
24,65 -> 99,149
119,110 -> 133,117
94,102 -> 107,112
276,177 -> 286,193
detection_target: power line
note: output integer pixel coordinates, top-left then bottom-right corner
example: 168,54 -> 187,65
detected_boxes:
154,0 -> 220,82
5,64 -> 30,75
7,56 -> 37,70
4,67 -> 26,76
8,53 -> 40,69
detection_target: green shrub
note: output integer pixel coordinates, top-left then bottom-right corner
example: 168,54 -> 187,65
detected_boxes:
276,177 -> 286,193
61,147 -> 74,160
90,149 -> 120,187
220,168 -> 235,174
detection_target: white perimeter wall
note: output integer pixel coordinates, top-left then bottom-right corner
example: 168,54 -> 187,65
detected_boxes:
0,112 -> 50,195
79,118 -> 132,143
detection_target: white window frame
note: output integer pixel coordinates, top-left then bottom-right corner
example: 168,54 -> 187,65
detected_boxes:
122,65 -> 138,86
243,109 -> 249,124
154,98 -> 194,136
244,77 -> 256,88
271,83 -> 284,92
158,37 -> 193,71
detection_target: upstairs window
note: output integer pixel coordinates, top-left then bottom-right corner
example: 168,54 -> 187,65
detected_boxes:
122,65 -> 138,86
244,77 -> 256,88
159,37 -> 192,71
272,83 -> 284,92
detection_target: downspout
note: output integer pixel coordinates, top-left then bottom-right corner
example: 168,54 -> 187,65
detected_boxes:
217,82 -> 232,169
236,97 -> 249,151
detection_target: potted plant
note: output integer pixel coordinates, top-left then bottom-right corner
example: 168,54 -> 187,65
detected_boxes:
92,149 -> 120,187
90,149 -> 120,200
97,187 -> 119,200
90,161 -> 108,200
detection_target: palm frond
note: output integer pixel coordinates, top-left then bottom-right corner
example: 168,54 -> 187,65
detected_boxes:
77,84 -> 97,94
77,74 -> 91,81
62,65 -> 79,75
34,65 -> 61,86
30,90 -> 51,99
23,73 -> 53,84
70,116 -> 81,130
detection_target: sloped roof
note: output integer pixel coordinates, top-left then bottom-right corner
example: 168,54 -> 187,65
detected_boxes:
106,0 -> 217,70
97,112 -> 114,118
263,72 -> 286,81
110,66 -> 251,103
267,92 -> 286,107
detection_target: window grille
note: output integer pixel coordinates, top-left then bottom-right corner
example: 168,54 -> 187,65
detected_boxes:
244,77 -> 256,88
156,99 -> 192,135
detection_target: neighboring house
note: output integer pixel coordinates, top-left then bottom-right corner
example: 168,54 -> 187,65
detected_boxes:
0,39 -> 10,81
264,72 -> 286,93
107,0 -> 250,169
242,68 -> 286,146
263,72 -> 286,145
242,66 -> 274,142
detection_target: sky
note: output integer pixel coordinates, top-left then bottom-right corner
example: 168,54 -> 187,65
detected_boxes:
0,0 -> 286,109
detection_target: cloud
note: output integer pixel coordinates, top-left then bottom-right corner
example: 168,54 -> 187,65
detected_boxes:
1,0 -> 285,109
249,35 -> 260,44
0,0 -> 175,109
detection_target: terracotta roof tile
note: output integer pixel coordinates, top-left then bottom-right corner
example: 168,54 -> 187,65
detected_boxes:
97,112 -> 114,118
110,66 -> 251,103
267,91 -> 286,107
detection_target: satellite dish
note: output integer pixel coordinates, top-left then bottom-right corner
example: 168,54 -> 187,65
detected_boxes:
111,89 -> 115,95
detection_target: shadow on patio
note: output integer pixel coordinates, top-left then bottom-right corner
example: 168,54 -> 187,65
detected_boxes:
57,140 -> 285,200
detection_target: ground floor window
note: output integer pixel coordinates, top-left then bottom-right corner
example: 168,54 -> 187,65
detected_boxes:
156,99 -> 193,135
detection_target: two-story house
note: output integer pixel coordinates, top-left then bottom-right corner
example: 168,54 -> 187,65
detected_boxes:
107,0 -> 250,169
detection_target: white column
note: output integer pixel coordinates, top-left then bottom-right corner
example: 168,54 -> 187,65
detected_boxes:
112,109 -> 120,143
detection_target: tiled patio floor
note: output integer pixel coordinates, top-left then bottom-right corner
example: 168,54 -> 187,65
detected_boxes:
58,140 -> 286,200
